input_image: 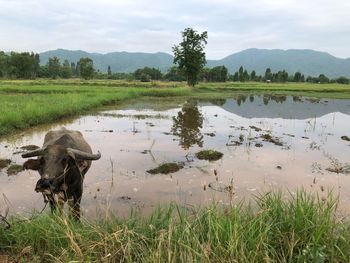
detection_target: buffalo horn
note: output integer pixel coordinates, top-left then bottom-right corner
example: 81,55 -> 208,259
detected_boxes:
22,148 -> 44,158
67,148 -> 101,160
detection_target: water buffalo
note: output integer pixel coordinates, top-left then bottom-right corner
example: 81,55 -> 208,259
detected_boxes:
22,128 -> 101,220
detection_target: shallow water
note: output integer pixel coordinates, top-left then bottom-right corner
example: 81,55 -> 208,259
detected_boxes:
1,95 -> 350,218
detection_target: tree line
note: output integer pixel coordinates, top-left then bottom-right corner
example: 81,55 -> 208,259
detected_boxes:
0,52 -> 95,80
99,65 -> 350,84
0,50 -> 349,84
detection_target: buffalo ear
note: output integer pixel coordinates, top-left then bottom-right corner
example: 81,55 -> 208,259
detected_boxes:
23,159 -> 41,171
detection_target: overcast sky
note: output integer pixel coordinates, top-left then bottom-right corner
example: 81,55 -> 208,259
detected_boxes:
0,0 -> 349,59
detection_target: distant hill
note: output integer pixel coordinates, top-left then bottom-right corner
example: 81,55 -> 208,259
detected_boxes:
207,48 -> 350,78
39,48 -> 350,78
39,49 -> 174,73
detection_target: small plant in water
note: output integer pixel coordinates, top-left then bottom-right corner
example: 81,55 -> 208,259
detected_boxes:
7,164 -> 22,175
0,159 -> 11,169
325,157 -> 350,175
147,162 -> 184,174
196,149 -> 223,161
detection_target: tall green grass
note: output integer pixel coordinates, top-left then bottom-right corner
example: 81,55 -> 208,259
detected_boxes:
0,191 -> 349,262
0,86 -> 191,136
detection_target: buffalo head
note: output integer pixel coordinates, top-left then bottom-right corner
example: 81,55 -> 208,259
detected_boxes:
22,145 -> 101,192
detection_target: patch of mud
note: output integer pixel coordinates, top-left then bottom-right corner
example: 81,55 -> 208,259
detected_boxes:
204,132 -> 216,137
208,181 -> 234,194
0,159 -> 11,169
283,133 -> 295,137
226,141 -> 242,146
341,136 -> 350,142
326,166 -> 350,175
196,150 -> 223,161
325,157 -> 350,175
249,125 -> 262,132
100,113 -> 169,119
255,143 -> 263,147
119,196 -> 132,201
147,162 -> 184,174
260,133 -> 283,146
309,142 -> 321,150
7,164 -> 23,175
146,122 -> 155,127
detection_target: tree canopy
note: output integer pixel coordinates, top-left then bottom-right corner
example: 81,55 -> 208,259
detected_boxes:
79,57 -> 94,80
173,28 -> 208,86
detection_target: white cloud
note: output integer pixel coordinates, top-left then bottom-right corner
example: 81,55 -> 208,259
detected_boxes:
0,0 -> 349,58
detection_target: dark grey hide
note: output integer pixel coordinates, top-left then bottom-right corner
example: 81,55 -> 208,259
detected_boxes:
22,128 -> 101,220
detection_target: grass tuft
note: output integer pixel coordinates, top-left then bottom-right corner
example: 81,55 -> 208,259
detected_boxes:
196,149 -> 223,161
146,162 -> 184,174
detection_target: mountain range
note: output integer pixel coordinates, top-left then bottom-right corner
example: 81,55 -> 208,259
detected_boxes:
39,48 -> 350,78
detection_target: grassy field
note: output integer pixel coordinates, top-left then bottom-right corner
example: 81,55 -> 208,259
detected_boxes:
1,191 -> 349,262
1,79 -> 350,137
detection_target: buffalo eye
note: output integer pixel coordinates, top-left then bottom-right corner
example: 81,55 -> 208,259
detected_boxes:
61,157 -> 68,165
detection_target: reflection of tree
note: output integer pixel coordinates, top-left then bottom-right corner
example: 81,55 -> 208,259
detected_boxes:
209,98 -> 226,106
262,94 -> 287,105
272,95 -> 287,103
263,95 -> 270,105
171,101 -> 203,149
236,94 -> 247,106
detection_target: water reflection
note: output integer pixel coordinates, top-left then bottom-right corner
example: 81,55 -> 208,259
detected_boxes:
219,95 -> 350,119
171,101 -> 204,149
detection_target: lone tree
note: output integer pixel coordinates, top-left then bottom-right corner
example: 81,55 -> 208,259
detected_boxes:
173,28 -> 208,87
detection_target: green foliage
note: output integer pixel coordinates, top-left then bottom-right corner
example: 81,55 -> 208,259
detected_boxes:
78,57 -> 94,80
0,52 -> 40,79
273,70 -> 289,83
195,149 -> 223,161
147,162 -> 184,174
140,73 -> 151,82
294,72 -> 303,82
208,66 -> 228,82
265,67 -> 272,81
60,59 -> 72,79
134,67 -> 162,81
47,56 -> 61,79
0,51 -> 9,78
173,28 -> 208,86
231,66 -> 250,82
336,76 -> 349,84
319,74 -> 330,84
250,70 -> 256,81
164,66 -> 186,81
70,62 -> 78,77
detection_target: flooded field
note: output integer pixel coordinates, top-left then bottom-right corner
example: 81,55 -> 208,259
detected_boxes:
1,94 -> 350,218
